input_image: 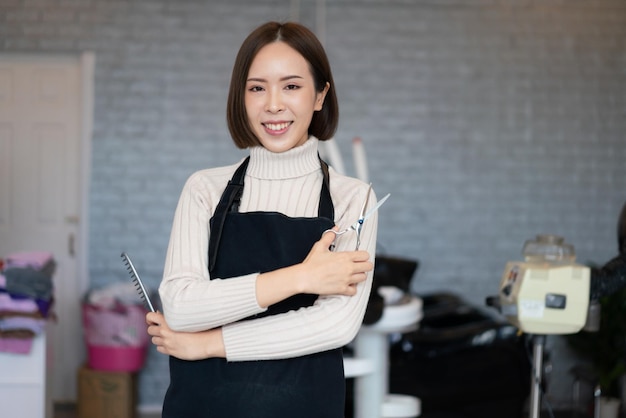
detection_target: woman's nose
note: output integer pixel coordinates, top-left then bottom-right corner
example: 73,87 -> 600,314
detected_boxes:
265,90 -> 284,113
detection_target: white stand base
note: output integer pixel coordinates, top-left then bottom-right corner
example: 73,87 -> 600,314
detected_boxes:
382,394 -> 421,418
352,295 -> 423,418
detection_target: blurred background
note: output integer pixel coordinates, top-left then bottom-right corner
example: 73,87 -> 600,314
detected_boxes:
0,0 -> 624,415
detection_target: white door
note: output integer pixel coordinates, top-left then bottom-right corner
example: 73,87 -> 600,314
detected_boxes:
0,53 -> 93,403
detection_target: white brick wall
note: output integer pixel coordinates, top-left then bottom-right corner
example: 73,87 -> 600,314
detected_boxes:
2,0 -> 625,410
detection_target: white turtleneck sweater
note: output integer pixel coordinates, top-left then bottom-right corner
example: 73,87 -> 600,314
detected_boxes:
159,137 -> 377,361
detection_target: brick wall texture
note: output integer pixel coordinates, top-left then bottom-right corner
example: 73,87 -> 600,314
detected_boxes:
2,0 -> 625,410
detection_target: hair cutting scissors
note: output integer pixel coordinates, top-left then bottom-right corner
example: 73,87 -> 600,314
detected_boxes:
327,184 -> 390,251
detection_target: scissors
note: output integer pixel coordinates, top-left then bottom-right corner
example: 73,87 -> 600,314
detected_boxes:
327,183 -> 390,251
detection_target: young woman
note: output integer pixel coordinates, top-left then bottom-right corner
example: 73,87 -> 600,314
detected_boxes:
147,21 -> 379,418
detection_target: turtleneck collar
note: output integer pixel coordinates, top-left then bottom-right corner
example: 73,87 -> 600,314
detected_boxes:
247,136 -> 321,180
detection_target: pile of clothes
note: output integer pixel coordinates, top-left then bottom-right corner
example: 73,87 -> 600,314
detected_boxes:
0,251 -> 55,354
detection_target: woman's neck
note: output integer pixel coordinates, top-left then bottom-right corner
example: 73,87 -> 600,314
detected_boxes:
247,137 -> 320,180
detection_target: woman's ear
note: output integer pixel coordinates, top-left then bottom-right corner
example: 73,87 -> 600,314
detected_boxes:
314,82 -> 330,111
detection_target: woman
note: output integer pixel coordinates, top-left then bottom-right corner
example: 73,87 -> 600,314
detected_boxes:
147,21 -> 379,418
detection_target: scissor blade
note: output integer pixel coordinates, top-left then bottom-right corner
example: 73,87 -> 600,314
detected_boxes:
350,193 -> 391,231
361,193 -> 390,223
347,192 -> 391,232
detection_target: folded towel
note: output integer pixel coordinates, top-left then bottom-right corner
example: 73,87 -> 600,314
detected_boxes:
5,251 -> 53,269
4,268 -> 54,301
0,292 -> 40,315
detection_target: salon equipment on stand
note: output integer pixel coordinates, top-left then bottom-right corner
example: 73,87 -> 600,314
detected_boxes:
490,198 -> 626,418
487,234 -> 591,418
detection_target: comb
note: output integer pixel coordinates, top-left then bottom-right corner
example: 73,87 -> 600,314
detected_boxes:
121,252 -> 155,312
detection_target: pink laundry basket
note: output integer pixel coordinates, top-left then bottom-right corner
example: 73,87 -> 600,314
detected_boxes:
86,345 -> 147,372
82,302 -> 149,372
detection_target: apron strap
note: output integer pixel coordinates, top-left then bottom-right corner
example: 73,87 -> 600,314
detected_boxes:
209,157 -> 249,273
318,156 -> 334,220
208,155 -> 334,273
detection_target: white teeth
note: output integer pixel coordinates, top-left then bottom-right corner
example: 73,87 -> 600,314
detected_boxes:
265,122 -> 290,131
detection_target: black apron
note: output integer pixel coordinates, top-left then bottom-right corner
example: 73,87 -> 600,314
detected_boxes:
163,157 -> 345,418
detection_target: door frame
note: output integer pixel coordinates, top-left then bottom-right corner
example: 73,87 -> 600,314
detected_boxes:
76,52 -> 94,301
0,51 -> 95,403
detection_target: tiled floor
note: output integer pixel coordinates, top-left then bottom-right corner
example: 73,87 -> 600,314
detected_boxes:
54,402 -> 580,418
417,411 -> 580,418
53,403 -> 159,418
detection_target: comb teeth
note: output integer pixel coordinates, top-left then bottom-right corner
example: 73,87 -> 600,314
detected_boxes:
121,252 -> 155,312
133,280 -> 147,301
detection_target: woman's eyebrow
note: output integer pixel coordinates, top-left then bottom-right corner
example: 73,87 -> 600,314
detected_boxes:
246,75 -> 305,83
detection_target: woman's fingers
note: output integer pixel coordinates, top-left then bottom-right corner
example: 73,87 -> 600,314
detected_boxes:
146,311 -> 170,352
146,310 -> 162,326
346,257 -> 373,277
319,229 -> 338,250
150,322 -> 172,350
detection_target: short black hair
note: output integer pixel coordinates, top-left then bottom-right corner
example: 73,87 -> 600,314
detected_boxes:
227,21 -> 339,149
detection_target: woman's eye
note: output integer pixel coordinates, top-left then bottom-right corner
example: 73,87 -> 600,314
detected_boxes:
248,86 -> 264,92
285,84 -> 300,90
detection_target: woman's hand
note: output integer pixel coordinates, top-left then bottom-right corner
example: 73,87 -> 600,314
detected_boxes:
297,229 -> 373,296
255,229 -> 373,307
146,311 -> 225,360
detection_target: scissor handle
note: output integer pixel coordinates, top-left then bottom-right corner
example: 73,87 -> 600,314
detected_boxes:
324,228 -> 361,251
324,228 -> 349,237
323,228 -> 341,251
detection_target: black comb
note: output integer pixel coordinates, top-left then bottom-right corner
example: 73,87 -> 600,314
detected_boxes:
121,252 -> 156,312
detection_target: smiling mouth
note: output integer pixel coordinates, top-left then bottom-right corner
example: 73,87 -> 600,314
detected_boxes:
263,122 -> 292,132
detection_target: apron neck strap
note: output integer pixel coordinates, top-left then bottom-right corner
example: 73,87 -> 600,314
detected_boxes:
208,157 -> 249,272
225,156 -> 249,213
318,156 -> 334,220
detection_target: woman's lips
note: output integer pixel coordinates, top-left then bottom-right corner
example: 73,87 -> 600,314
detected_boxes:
263,121 -> 292,134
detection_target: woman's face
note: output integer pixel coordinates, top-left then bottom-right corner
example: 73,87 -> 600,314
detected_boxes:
245,41 -> 328,153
